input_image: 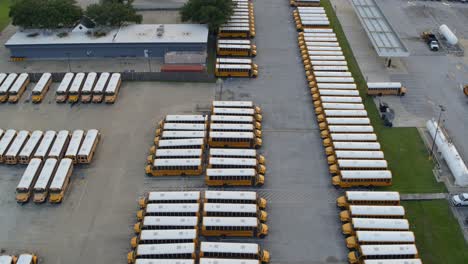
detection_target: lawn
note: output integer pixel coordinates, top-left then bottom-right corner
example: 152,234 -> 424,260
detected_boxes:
403,200 -> 468,263
0,0 -> 10,31
320,0 -> 445,194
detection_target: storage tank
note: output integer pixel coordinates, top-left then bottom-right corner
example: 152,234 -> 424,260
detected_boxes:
426,119 -> 468,186
439,24 -> 458,45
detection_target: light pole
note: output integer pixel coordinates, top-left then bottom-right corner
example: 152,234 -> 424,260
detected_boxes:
216,78 -> 224,100
147,50 -> 152,72
429,105 -> 445,160
66,52 -> 71,72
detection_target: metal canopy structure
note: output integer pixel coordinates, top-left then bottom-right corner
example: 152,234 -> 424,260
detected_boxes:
350,0 -> 409,57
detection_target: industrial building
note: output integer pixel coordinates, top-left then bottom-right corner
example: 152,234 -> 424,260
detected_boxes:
5,24 -> 209,60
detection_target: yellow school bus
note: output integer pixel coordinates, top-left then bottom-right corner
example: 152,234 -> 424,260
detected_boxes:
8,73 -> 29,103
201,217 -> 268,238
48,158 -> 74,203
205,168 -> 264,187
208,131 -> 262,148
145,158 -> 203,176
217,44 -> 257,57
215,64 -> 258,78
31,72 -> 52,103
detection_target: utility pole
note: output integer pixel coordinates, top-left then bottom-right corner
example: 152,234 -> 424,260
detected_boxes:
429,105 -> 445,160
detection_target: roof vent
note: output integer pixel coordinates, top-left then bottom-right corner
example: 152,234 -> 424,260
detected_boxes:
157,24 -> 164,37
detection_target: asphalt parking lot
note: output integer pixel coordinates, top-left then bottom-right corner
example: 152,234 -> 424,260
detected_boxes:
0,0 -> 347,263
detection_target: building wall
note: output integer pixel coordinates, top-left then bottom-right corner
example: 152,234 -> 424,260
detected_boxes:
6,43 -> 207,59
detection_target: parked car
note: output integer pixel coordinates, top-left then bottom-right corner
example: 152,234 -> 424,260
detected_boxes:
451,193 -> 468,206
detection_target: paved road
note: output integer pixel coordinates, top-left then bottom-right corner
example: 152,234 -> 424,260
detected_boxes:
219,0 -> 347,262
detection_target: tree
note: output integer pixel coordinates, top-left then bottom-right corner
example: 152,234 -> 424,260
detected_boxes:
85,1 -> 142,27
180,0 -> 234,32
9,0 -> 82,29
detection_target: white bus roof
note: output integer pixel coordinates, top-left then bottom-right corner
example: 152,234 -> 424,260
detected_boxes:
147,191 -> 201,202
203,217 -> 258,227
302,36 -> 335,41
219,26 -> 250,31
69,72 -> 85,93
145,203 -> 200,213
332,141 -> 381,150
65,130 -> 85,157
317,83 -> 356,89
217,39 -> 251,45
334,150 -> 383,159
77,129 -> 99,156
318,90 -> 360,96
320,97 -> 362,103
308,51 -> 344,56
313,71 -> 351,77
309,55 -> 345,61
303,33 -> 335,37
200,259 -> 259,264
223,23 -> 251,28
33,158 -> 58,190
311,60 -> 347,66
216,64 -> 252,70
348,205 -> 405,216
201,242 -> 259,254
316,77 -> 354,83
324,110 -> 368,117
325,117 -> 370,125
359,244 -> 417,256
32,73 -> 52,93
209,157 -> 257,166
209,148 -> 257,157
322,103 -> 364,110
16,158 -> 42,190
165,115 -> 207,122
306,46 -> 342,51
161,131 -> 206,139
204,203 -> 257,213
328,125 -> 374,133
209,131 -> 255,139
330,133 -> 377,141
34,130 -> 57,157
105,73 -> 121,94
136,243 -> 195,256
0,73 -> 18,93
16,254 -> 34,264
81,72 -> 97,93
341,170 -> 392,179
9,73 -> 29,93
0,129 -> 16,155
93,72 -> 110,93
162,123 -> 207,131
367,82 -> 402,89
351,218 -> 409,230
155,149 -> 203,157
19,130 -> 43,157
56,72 -> 74,93
337,159 -> 388,169
0,73 -> 7,84
0,256 -> 14,264
5,130 -> 29,156
346,191 -> 400,201
313,66 -> 349,71
213,101 -> 254,108
211,115 -> 255,123
212,108 -> 255,115
139,229 -> 197,240
153,158 -> 202,167
216,58 -> 253,64
303,28 -> 331,32
210,123 -> 255,131
157,138 -> 204,147
355,231 -> 415,243
205,191 -> 258,200
48,130 -> 69,157
142,216 -> 199,227
305,42 -> 340,47
136,260 -> 195,264
49,158 -> 73,190
206,168 -> 256,177
363,260 -> 422,264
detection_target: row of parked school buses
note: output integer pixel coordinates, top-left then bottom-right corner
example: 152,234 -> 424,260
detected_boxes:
0,72 -> 30,103
128,191 -> 270,264
0,253 -> 38,264
55,72 -> 121,104
0,129 -> 100,203
215,0 -> 259,78
292,5 -> 422,264
145,101 -> 266,187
